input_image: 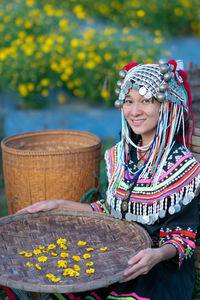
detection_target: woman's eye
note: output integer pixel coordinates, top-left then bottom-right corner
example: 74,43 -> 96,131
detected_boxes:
142,99 -> 150,104
124,99 -> 132,104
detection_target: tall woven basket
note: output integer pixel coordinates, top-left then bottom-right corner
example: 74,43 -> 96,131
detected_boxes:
1,130 -> 101,214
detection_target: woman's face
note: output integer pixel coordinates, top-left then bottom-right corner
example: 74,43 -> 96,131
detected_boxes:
123,89 -> 161,145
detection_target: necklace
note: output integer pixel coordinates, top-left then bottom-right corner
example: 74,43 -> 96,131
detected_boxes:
137,141 -> 149,169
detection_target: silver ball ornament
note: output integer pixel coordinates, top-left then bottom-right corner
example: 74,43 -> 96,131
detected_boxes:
159,83 -> 167,93
158,59 -> 167,66
118,69 -> 127,79
157,93 -> 166,102
164,72 -> 172,81
160,64 -> 170,74
115,88 -> 120,96
114,99 -> 123,108
116,80 -> 123,88
169,64 -> 174,71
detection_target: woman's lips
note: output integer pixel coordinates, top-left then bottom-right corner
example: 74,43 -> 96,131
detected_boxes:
132,120 -> 145,126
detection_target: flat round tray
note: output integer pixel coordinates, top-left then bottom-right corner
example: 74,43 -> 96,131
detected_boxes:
0,210 -> 151,293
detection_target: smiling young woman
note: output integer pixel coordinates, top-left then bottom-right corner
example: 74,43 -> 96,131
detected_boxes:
15,59 -> 200,300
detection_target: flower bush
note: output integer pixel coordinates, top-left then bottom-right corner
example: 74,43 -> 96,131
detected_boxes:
0,0 -> 198,108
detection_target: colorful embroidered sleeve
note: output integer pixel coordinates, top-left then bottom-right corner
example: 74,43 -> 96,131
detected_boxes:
90,199 -> 110,214
159,196 -> 199,268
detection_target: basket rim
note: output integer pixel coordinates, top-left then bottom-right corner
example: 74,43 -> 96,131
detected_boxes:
0,210 -> 152,293
1,129 -> 101,156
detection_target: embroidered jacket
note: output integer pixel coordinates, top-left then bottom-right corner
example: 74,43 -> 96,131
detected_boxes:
90,140 -> 200,267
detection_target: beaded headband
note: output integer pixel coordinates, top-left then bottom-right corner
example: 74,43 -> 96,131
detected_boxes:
114,59 -> 192,117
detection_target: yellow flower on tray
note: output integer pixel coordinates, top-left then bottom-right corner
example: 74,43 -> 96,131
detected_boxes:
74,265 -> 81,271
39,245 -> 45,250
33,249 -> 42,255
48,244 -> 56,250
57,238 -> 67,245
35,264 -> 42,270
63,268 -> 80,277
77,241 -> 87,246
86,262 -> 94,267
100,247 -> 108,252
60,252 -> 69,258
25,252 -> 32,257
86,268 -> 95,274
19,251 -> 26,255
51,277 -> 61,282
60,244 -> 67,250
86,248 -> 94,252
72,256 -> 81,262
83,253 -> 91,259
26,262 -> 33,267
58,260 -> 67,269
50,252 -> 58,256
38,256 -> 48,263
46,273 -> 55,279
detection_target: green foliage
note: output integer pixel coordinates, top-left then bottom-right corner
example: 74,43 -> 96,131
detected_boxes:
0,0 -> 163,108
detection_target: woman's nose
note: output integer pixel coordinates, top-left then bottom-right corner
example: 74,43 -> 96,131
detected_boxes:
129,103 -> 143,116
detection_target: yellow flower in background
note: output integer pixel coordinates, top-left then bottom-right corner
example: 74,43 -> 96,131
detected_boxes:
154,29 -> 162,36
154,37 -> 163,44
174,8 -> 184,16
15,18 -> 23,26
18,31 -> 26,39
4,16 -> 11,23
0,24 -> 4,32
71,39 -> 79,48
57,36 -> 64,44
51,252 -> 58,256
39,245 -> 45,250
40,78 -> 49,87
84,61 -> 96,69
73,4 -> 86,19
122,27 -> 130,34
19,251 -> 26,255
57,93 -> 67,104
24,21 -> 33,29
59,19 -> 68,28
66,81 -> 74,89
137,10 -> 146,17
35,52 -> 43,59
18,84 -> 28,97
26,262 -> 33,267
27,83 -> 35,91
77,52 -> 86,61
181,0 -> 190,7
104,53 -> 112,61
26,0 -> 34,6
56,10 -> 63,17
101,90 -> 109,99
73,89 -> 81,96
41,89 -> 49,97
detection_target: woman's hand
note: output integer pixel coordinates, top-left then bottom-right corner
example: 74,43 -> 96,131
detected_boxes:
120,244 -> 177,283
16,199 -> 62,214
16,199 -> 93,214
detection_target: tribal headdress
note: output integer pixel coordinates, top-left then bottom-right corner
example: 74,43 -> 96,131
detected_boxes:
111,59 -> 194,187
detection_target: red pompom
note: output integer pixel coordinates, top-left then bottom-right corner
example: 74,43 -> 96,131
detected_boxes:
178,69 -> 188,81
123,62 -> 139,71
167,59 -> 177,72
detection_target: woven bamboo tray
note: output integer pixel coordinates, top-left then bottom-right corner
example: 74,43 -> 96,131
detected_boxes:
1,130 -> 101,214
0,210 -> 151,293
